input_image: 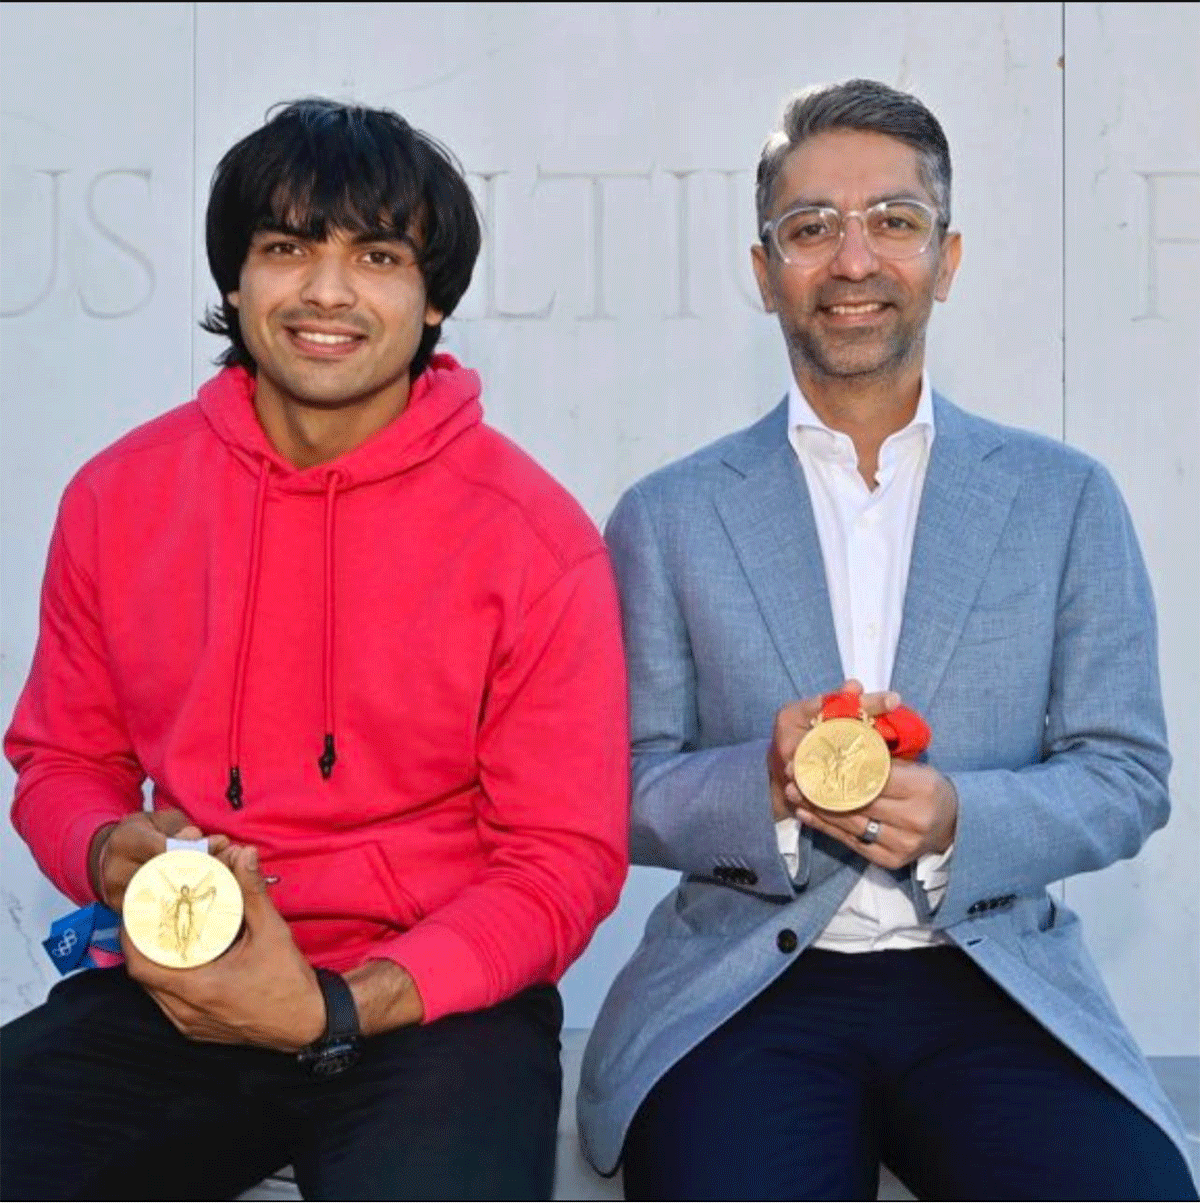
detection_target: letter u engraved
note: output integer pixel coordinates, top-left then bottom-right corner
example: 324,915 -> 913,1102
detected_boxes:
721,169 -> 766,311
0,169 -> 65,318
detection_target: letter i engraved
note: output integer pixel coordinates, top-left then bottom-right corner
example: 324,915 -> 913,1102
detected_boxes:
665,170 -> 699,319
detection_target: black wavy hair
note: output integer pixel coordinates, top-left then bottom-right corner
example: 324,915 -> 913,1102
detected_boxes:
201,98 -> 481,380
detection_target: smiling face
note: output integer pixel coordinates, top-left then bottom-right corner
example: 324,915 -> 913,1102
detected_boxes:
751,128 -> 961,391
227,225 -> 443,424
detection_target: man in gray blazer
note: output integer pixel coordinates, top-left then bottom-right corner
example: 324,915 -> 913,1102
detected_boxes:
578,78 -> 1197,1200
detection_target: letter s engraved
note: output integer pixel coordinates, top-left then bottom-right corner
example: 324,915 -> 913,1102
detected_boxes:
80,169 -> 156,318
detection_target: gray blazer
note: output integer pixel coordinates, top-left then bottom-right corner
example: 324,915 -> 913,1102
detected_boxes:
578,394 -> 1193,1177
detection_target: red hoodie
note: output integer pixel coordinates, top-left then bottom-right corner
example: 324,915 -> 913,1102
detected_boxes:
6,355 -> 630,1022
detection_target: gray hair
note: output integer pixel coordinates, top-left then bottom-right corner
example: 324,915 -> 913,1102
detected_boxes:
755,78 -> 952,236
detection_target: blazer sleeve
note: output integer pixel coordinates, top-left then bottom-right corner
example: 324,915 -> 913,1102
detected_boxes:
928,462 -> 1172,928
605,483 -> 797,898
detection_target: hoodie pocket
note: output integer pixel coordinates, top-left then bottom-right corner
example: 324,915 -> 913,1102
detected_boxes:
261,841 -> 424,946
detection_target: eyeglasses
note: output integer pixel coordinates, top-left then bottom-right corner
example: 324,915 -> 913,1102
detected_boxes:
761,199 -> 942,267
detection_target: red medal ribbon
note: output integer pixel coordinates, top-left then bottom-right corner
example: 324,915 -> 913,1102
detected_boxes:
820,690 -> 930,760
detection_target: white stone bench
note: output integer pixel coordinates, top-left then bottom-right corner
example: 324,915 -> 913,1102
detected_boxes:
239,1044 -> 1199,1200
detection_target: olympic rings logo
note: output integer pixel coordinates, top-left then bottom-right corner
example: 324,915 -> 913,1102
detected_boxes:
52,929 -> 79,958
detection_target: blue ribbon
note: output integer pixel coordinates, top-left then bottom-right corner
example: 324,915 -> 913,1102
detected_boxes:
42,903 -> 123,975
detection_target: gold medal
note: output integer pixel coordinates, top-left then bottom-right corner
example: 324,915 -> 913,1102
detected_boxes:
122,848 -> 243,968
792,711 -> 891,813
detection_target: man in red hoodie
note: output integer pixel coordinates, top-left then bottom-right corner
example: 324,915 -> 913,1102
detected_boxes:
1,98 -> 630,1200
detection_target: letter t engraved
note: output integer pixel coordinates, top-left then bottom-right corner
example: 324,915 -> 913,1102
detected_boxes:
537,168 -> 652,320
1134,170 -> 1199,322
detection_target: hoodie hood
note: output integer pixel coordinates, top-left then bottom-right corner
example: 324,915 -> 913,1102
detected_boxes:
197,352 -> 484,491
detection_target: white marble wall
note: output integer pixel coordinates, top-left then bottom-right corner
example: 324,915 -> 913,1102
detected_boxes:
2,3 -> 1196,1052
1058,2 -> 1199,1055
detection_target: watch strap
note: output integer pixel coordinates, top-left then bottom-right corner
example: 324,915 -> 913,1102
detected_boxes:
314,967 -> 360,1042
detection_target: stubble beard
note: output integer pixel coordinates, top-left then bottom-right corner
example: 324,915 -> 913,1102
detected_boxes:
781,301 -> 932,387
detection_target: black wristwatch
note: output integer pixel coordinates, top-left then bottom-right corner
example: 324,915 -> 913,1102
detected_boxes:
296,968 -> 362,1078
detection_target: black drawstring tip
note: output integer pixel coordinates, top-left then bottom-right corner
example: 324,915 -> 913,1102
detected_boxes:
225,766 -> 244,809
318,734 -> 337,780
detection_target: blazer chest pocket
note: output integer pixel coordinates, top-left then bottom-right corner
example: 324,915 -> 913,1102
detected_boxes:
955,580 -> 1051,652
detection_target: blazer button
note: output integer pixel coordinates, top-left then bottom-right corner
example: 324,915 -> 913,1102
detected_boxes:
777,929 -> 798,954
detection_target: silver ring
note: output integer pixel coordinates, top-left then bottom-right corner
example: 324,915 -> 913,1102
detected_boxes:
859,818 -> 882,845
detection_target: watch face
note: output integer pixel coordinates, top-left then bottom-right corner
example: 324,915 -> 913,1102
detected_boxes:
300,1038 -> 362,1078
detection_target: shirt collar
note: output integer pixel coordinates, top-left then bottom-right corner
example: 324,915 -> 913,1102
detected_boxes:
787,374 -> 936,467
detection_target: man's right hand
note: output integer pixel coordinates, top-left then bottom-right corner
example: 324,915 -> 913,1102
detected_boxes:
88,810 -> 230,911
767,679 -> 900,821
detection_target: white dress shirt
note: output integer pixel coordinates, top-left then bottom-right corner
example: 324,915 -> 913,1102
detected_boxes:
776,375 -> 952,951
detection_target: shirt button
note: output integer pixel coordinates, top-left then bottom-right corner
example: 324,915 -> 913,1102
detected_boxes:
776,929 -> 798,954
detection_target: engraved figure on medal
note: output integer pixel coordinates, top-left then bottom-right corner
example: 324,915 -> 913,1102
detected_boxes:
157,870 -> 217,961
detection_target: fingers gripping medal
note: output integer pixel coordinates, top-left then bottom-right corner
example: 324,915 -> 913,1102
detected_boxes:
122,839 -> 243,968
792,692 -> 932,813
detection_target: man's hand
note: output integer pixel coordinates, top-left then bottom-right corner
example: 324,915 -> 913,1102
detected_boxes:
122,843 -> 325,1052
768,679 -> 900,821
89,809 -> 230,911
788,760 -> 959,870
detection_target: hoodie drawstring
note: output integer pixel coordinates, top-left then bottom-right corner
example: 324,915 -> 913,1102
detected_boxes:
226,459 -> 271,809
224,463 -> 343,808
317,472 -> 341,779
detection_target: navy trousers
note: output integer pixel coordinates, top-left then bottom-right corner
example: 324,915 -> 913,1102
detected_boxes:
623,946 -> 1196,1201
1,968 -> 563,1200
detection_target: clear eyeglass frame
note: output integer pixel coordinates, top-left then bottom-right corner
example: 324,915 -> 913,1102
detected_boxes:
761,198 -> 943,267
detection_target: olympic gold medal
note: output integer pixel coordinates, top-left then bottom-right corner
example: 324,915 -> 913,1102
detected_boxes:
122,849 -> 243,968
792,715 -> 891,813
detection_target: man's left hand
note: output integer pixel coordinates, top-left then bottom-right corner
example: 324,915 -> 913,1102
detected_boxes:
787,760 -> 958,870
121,844 -> 326,1052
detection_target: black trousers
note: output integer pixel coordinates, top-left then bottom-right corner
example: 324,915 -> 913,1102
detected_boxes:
623,946 -> 1197,1201
1,968 -> 563,1201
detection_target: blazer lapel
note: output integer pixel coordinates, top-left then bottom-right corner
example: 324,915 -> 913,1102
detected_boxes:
712,403 -> 844,697
891,395 -> 1020,716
